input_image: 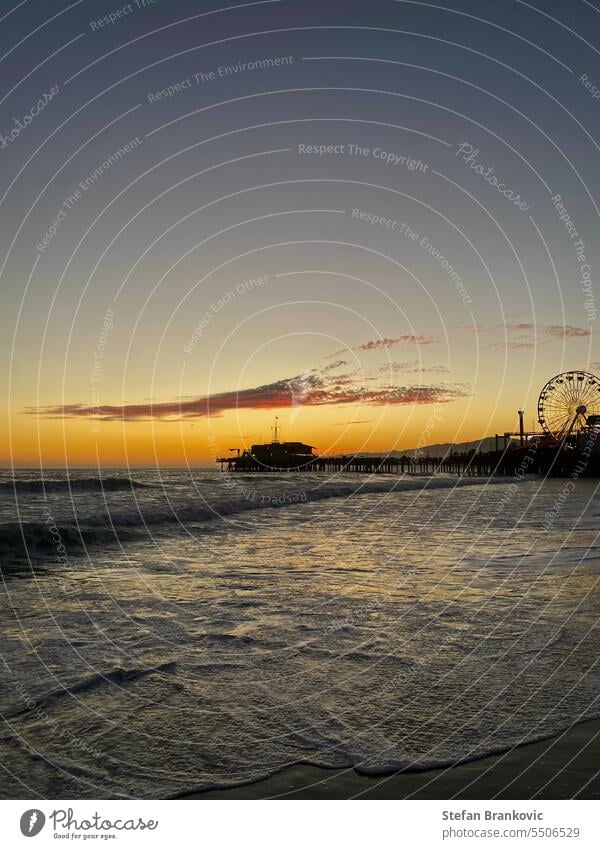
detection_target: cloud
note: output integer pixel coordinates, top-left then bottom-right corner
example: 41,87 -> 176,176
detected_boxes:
356,335 -> 439,351
504,322 -> 535,333
486,341 -> 538,350
469,323 -> 590,340
543,324 -> 590,338
504,322 -> 590,339
29,370 -> 467,422
378,361 -> 450,374
321,359 -> 348,371
326,335 -> 439,358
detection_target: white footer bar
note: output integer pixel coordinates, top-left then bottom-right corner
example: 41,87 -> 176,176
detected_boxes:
0,799 -> 597,848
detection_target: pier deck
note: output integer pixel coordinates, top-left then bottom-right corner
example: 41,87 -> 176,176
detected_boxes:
217,442 -> 600,478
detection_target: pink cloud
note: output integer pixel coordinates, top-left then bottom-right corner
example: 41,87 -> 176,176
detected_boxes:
356,335 -> 439,351
28,370 -> 466,422
543,324 -> 590,338
470,322 -> 590,340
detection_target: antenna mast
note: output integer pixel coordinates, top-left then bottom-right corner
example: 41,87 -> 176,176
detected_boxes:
272,416 -> 280,444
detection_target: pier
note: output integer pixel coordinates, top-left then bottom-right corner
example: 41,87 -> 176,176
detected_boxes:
217,439 -> 600,478
217,372 -> 600,478
216,452 -> 494,475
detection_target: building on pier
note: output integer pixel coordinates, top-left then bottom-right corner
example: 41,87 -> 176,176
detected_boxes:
218,417 -> 317,471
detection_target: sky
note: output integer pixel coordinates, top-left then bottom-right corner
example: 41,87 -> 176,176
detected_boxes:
0,0 -> 599,466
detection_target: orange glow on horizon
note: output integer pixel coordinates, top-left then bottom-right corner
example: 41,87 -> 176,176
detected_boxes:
1,396 -> 524,468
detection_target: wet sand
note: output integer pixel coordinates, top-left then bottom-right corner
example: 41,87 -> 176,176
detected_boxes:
181,719 -> 600,799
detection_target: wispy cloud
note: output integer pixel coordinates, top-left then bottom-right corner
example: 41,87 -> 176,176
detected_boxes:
486,341 -> 538,350
321,359 -> 348,371
505,322 -> 590,339
29,366 -> 467,422
378,361 -> 450,374
356,335 -> 439,351
543,324 -> 590,338
469,322 -> 590,341
327,335 -> 439,358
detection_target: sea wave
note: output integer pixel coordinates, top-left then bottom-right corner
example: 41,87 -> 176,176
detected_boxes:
0,476 -> 510,563
6,661 -> 178,718
0,477 -> 153,494
0,520 -> 128,562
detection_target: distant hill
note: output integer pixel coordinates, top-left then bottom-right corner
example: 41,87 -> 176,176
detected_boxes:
403,436 -> 517,458
338,436 -> 517,459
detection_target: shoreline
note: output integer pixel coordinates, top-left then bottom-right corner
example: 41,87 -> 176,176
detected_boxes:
179,718 -> 600,800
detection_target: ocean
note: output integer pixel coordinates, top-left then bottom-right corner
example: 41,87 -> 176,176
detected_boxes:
0,469 -> 598,798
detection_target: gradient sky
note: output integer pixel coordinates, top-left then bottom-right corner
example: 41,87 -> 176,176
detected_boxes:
1,0 -> 599,466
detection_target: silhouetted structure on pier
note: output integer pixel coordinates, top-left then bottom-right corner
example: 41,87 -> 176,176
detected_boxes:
217,391 -> 600,477
217,432 -> 600,478
219,417 -> 317,471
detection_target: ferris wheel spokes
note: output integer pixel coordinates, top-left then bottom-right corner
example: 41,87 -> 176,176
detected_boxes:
538,371 -> 600,441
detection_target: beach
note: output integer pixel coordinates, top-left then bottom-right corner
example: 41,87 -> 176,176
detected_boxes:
187,719 -> 600,799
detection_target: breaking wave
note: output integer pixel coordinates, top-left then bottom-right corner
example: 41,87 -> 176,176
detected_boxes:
0,520 -> 129,561
0,477 -> 153,494
6,661 -> 178,718
0,476 -> 509,563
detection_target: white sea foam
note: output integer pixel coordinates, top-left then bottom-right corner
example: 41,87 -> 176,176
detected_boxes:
0,471 -> 598,797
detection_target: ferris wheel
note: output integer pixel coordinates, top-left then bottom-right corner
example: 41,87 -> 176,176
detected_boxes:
538,371 -> 600,440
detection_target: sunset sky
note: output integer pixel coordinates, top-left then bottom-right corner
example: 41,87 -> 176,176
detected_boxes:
1,0 -> 598,466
